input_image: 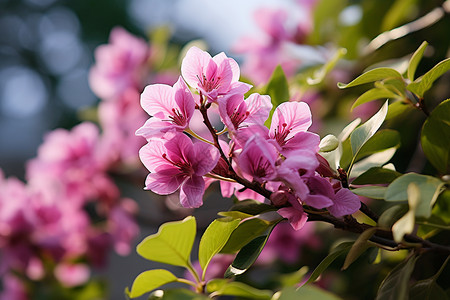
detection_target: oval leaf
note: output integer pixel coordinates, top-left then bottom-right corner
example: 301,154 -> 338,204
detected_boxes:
407,58 -> 450,97
264,65 -> 289,127
136,216 -> 196,267
355,129 -> 401,162
228,199 -> 276,215
351,88 -> 398,111
276,286 -> 342,300
351,167 -> 402,185
319,134 -> 339,152
351,186 -> 387,200
208,281 -> 272,299
342,227 -> 377,270
421,99 -> 450,174
127,269 -> 178,298
350,101 -> 389,157
410,279 -> 448,300
338,68 -> 402,89
407,41 -> 428,82
198,218 -> 240,274
385,173 -> 444,218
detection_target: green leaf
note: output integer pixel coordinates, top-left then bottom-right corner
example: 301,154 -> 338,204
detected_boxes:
342,227 -> 377,270
410,279 -> 449,300
224,235 -> 271,278
220,218 -> 272,254
355,129 -> 401,162
351,186 -> 387,200
264,65 -> 289,127
381,0 -> 417,31
378,204 -> 408,229
127,269 -> 178,298
338,68 -> 403,89
228,199 -> 276,215
407,41 -> 428,81
278,266 -> 309,287
407,58 -> 450,97
275,286 -> 342,300
307,48 -> 347,85
351,167 -> 402,185
350,147 -> 397,178
304,242 -> 354,285
375,256 -> 418,300
207,280 -> 272,299
392,183 -> 420,242
385,173 -> 445,217
350,101 -> 389,157
217,211 -> 253,220
148,288 -> 209,300
386,101 -> 414,120
136,216 -> 196,267
421,99 -> 450,174
351,88 -> 398,111
198,218 -> 240,275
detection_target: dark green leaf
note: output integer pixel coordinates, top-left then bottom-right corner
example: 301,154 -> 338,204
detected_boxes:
407,41 -> 428,81
421,99 -> 450,174
352,167 -> 402,185
351,88 -> 398,111
220,218 -> 272,254
224,235 -> 270,278
351,186 -> 387,199
342,228 -> 377,270
338,68 -> 402,89
276,286 -> 342,300
375,256 -> 418,300
407,58 -> 450,97
136,216 -> 196,267
228,199 -> 276,215
304,242 -> 354,285
378,204 -> 409,229
410,279 -> 449,300
198,218 -> 240,274
127,270 -> 178,298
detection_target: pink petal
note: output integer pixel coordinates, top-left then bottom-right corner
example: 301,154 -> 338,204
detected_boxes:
328,189 -> 361,217
191,142 -> 220,176
270,102 -> 312,139
173,77 -> 195,121
303,194 -> 333,209
181,46 -> 212,89
54,263 -> 90,287
144,168 -> 186,194
180,175 -> 205,208
139,140 -> 171,172
278,205 -> 308,231
243,94 -> 273,126
164,133 -> 194,164
281,131 -> 320,157
140,84 -> 175,119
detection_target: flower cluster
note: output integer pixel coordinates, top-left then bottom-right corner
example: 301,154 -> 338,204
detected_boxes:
137,46 -> 360,230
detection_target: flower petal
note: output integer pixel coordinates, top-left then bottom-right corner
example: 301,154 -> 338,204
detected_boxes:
328,188 -> 361,217
181,46 -> 212,89
180,175 -> 205,208
140,84 -> 175,119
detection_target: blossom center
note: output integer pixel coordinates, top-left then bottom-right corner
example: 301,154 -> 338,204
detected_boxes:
162,153 -> 193,175
169,108 -> 187,126
273,123 -> 291,146
197,74 -> 221,92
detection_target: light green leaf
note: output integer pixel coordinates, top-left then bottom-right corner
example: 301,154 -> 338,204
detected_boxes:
385,173 -> 445,217
351,186 -> 387,200
278,266 -> 309,288
217,211 -> 253,220
136,216 -> 196,267
381,0 -> 418,31
386,101 -> 414,120
375,256 -> 418,300
319,134 -> 339,152
407,41 -> 428,81
307,48 -> 347,85
148,288 -> 209,300
342,227 -> 377,270
355,129 -> 401,162
304,242 -> 354,285
338,68 -> 403,89
264,65 -> 289,127
392,183 -> 420,242
351,88 -> 398,111
351,167 -> 402,185
127,269 -> 178,298
407,58 -> 450,97
198,218 -> 240,275
421,99 -> 450,174
350,147 -> 397,178
274,286 -> 342,300
220,218 -> 272,254
350,101 -> 389,157
208,280 -> 273,299
224,234 -> 271,278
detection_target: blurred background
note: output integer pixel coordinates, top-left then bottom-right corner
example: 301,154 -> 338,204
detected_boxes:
0,0 -> 449,299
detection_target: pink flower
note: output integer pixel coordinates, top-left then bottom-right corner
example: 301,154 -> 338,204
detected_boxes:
136,77 -> 195,140
181,46 -> 251,102
269,101 -> 319,156
278,196 -> 308,231
89,27 -> 149,100
139,133 -> 220,208
218,93 -> 272,136
54,263 -> 90,287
